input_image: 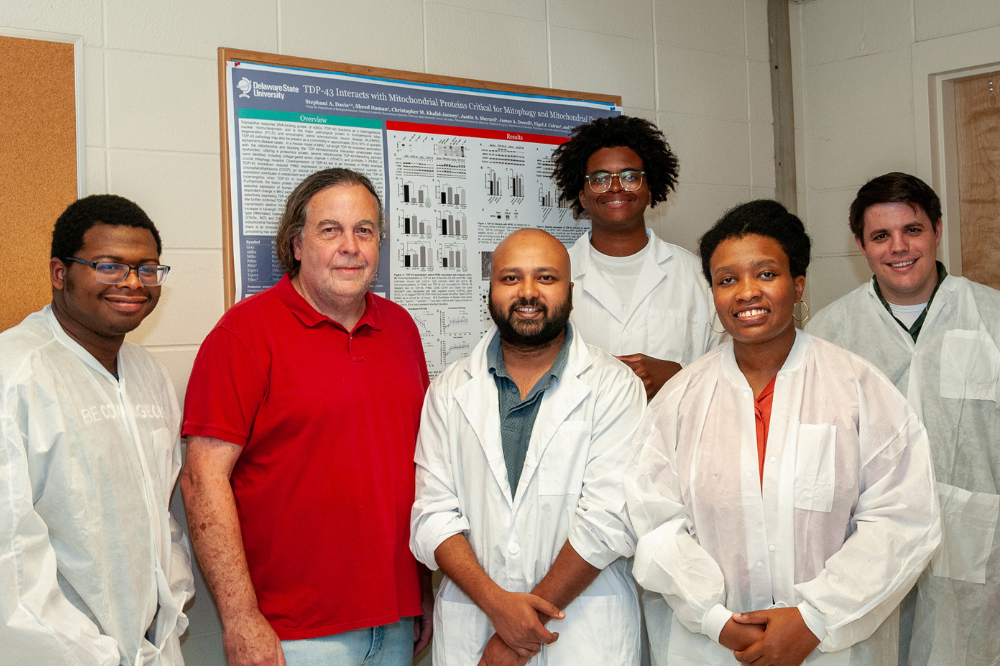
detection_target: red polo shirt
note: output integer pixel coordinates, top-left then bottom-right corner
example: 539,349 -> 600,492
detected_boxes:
183,275 -> 429,640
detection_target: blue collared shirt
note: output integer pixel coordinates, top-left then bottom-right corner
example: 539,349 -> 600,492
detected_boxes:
487,327 -> 573,496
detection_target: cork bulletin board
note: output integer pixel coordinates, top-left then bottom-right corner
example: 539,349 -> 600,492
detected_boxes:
0,30 -> 84,332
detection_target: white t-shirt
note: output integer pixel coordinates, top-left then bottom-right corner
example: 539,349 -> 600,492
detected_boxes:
888,302 -> 927,329
589,244 -> 648,312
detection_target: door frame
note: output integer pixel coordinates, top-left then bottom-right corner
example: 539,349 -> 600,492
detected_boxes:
913,25 -> 1000,277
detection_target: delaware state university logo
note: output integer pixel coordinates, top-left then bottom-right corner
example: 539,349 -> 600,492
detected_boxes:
237,77 -> 252,98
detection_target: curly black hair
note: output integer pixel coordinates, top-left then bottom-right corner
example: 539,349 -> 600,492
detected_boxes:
550,115 -> 680,218
51,195 -> 162,259
698,200 -> 811,284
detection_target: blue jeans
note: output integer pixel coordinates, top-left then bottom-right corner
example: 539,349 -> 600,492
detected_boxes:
281,619 -> 414,666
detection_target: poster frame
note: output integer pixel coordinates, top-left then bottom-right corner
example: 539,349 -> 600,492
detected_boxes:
217,46 -> 621,309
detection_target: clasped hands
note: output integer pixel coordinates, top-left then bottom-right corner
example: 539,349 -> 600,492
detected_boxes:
719,607 -> 821,666
476,590 -> 565,666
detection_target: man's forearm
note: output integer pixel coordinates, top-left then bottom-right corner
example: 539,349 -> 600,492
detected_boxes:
530,541 -> 601,615
433,534 -> 503,615
180,439 -> 259,622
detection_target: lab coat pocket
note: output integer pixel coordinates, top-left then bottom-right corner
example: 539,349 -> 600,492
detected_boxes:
549,594 -> 639,665
648,309 -> 691,362
435,597 -> 492,665
538,422 -> 591,496
794,424 -> 836,513
930,482 -> 1000,583
940,329 -> 1000,401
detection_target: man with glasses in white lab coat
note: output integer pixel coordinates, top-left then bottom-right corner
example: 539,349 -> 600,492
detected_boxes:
0,195 -> 194,666
808,172 -> 1000,666
411,229 -> 646,665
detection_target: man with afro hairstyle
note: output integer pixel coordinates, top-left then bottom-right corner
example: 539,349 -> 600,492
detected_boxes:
551,115 -> 718,400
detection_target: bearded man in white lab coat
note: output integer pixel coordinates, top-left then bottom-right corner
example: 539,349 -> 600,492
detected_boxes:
411,229 -> 647,665
808,172 -> 1000,666
550,116 -> 720,400
0,195 -> 194,666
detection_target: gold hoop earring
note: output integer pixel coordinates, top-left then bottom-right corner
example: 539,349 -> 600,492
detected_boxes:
792,300 -> 810,323
710,312 -> 726,334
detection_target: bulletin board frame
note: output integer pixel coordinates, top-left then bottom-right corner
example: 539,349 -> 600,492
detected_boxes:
0,27 -> 86,332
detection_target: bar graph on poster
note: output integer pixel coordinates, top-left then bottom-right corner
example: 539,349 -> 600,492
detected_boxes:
222,54 -> 619,375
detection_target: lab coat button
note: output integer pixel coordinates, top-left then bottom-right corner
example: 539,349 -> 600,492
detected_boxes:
769,545 -> 775,552
508,543 -> 519,555
756,561 -> 763,568
769,456 -> 776,464
746,472 -> 752,479
624,328 -> 632,336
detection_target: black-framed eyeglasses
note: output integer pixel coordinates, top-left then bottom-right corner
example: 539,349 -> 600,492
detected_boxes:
62,257 -> 171,286
584,169 -> 646,193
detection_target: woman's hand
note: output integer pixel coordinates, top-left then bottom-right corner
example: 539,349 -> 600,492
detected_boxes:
718,616 -> 765,652
731,608 -> 820,666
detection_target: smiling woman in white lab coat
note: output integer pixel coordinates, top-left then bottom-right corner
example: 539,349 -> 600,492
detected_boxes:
624,200 -> 942,666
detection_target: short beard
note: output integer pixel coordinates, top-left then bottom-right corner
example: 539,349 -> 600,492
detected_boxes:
488,289 -> 572,348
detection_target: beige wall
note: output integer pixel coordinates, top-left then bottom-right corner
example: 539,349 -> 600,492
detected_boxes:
790,0 -> 1000,312
0,1 -> 772,663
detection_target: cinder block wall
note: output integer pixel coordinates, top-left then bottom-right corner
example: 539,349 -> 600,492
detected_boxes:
790,0 -> 1000,312
1,1 -> 773,664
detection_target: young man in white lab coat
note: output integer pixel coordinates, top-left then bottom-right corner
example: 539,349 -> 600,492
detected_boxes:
410,229 -> 647,665
550,116 -> 719,400
808,172 -> 1000,666
0,195 -> 194,666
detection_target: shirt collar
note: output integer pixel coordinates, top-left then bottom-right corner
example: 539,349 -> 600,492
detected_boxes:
274,273 -> 382,332
488,325 -> 573,385
872,260 -> 947,341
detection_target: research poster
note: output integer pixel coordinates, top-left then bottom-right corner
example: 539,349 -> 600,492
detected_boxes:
225,60 -> 620,375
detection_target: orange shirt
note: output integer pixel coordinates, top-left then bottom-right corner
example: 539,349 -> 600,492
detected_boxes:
754,375 -> 777,489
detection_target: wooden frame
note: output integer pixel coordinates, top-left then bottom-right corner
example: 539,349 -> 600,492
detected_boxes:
911,27 -> 1000,275
217,47 -> 621,308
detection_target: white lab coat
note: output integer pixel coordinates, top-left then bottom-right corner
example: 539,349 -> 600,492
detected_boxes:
568,229 -> 720,364
410,323 -> 646,665
0,306 -> 195,666
624,331 -> 942,666
809,276 -> 1000,666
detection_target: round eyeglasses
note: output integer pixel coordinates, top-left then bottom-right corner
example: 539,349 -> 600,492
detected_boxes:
63,257 -> 171,286
584,169 -> 646,193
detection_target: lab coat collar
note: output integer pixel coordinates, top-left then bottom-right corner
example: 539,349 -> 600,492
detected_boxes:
862,279 -> 923,352
569,229 -> 673,324
720,328 -> 811,390
456,322 -> 595,508
43,304 -> 121,386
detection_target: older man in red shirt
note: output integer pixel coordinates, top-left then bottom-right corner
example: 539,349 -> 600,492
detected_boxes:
181,168 -> 432,666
